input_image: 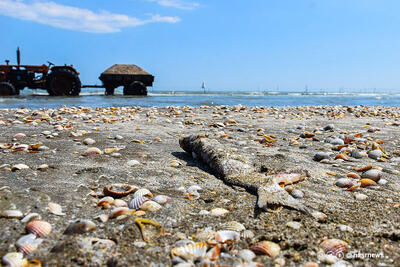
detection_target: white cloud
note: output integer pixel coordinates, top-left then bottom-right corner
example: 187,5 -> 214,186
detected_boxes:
147,0 -> 199,10
0,0 -> 180,33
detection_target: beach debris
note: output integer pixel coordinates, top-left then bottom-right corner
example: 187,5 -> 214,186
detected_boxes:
210,208 -> 229,217
135,218 -> 162,242
103,184 -> 137,198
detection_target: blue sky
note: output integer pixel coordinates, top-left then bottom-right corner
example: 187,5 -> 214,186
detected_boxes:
1,0 -> 400,92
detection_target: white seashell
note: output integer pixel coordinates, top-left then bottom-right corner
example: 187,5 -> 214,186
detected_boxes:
126,160 -> 140,166
215,230 -> 240,243
210,208 -> 229,217
48,202 -> 66,216
26,220 -> 52,237
238,249 -> 256,262
110,207 -> 133,218
21,213 -> 41,223
14,133 -> 26,139
11,164 -> 29,171
96,214 -> 109,223
170,160 -> 183,167
153,195 -> 172,205
286,221 -> 302,230
83,138 -> 96,145
241,230 -> 255,239
171,242 -> 208,261
177,186 -> 186,192
198,210 -> 210,215
2,252 -> 28,267
311,211 -> 327,222
1,210 -> 24,219
16,234 -> 43,254
37,164 -> 49,171
129,196 -> 149,210
140,201 -> 162,212
196,229 -> 216,242
220,221 -> 245,232
187,185 -> 202,193
354,193 -> 368,201
133,188 -> 153,198
97,196 -> 115,208
82,147 -> 102,156
64,220 -> 97,234
113,199 -> 128,208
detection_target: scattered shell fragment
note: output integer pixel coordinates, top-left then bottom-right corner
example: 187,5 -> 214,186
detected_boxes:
196,229 -> 216,242
104,183 -> 137,198
335,178 -> 356,188
286,221 -> 302,230
97,196 -> 115,208
83,138 -> 96,145
2,252 -> 28,267
171,242 -> 207,261
347,172 -> 361,179
82,147 -> 102,156
215,230 -> 240,243
26,220 -> 52,237
126,160 -> 140,166
64,220 -> 97,235
14,133 -> 26,139
37,164 -> 49,171
311,211 -> 327,222
48,202 -> 66,216
113,199 -> 128,208
153,195 -> 172,205
360,179 -> 377,187
220,221 -> 245,232
11,164 -> 29,171
320,239 -> 349,257
241,230 -> 255,239
21,213 -> 41,223
129,196 -> 149,210
1,209 -> 24,219
210,208 -> 229,217
110,207 -> 134,218
16,234 -> 43,255
133,188 -> 153,198
238,249 -> 256,262
140,201 -> 162,212
251,241 -> 281,258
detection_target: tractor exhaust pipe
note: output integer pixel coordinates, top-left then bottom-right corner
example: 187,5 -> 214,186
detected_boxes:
17,47 -> 20,66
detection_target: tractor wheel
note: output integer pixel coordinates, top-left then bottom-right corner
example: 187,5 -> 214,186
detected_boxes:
46,69 -> 81,96
0,82 -> 17,96
123,81 -> 147,96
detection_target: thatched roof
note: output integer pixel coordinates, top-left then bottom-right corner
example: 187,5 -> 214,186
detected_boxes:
101,64 -> 151,75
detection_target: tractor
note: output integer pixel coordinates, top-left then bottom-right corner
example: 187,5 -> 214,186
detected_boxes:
0,48 -> 81,96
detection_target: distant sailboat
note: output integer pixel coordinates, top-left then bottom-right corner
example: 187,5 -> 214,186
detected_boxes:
202,81 -> 206,93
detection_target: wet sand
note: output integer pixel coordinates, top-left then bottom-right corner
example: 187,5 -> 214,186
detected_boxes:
0,105 -> 400,266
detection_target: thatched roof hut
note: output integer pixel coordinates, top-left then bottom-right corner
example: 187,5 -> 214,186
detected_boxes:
101,64 -> 151,75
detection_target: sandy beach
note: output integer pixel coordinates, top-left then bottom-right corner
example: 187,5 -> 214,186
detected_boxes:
1,105 -> 400,266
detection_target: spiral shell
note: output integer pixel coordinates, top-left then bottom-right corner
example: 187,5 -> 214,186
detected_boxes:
220,221 -> 245,232
2,252 -> 28,267
153,195 -> 172,205
133,188 -> 153,198
129,196 -> 149,210
26,220 -> 52,237
320,239 -> 348,257
103,184 -> 137,198
140,201 -> 162,212
215,230 -> 240,243
171,242 -> 207,261
251,241 -> 281,258
16,234 -> 43,255
64,220 -> 96,235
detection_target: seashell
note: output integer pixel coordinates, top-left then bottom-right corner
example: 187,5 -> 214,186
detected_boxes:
360,179 -> 377,187
170,160 -> 183,167
354,193 -> 368,200
110,207 -> 134,218
361,169 -> 382,182
313,152 -> 330,162
26,220 -> 52,237
2,252 -> 28,267
21,213 -> 41,223
286,221 -> 302,230
271,170 -> 307,186
48,202 -> 66,216
215,230 -> 240,243
113,199 -> 128,207
134,210 -> 146,216
78,237 -> 116,251
14,133 -> 26,139
11,164 -> 29,171
378,179 -> 388,185
220,221 -> 245,232
241,230 -> 255,239
129,196 -> 149,210
196,229 -> 216,242
290,189 -> 304,199
251,241 -> 281,258
187,191 -> 200,200
37,164 -> 49,171
140,201 -> 162,212
350,149 -> 363,159
153,195 -> 172,205
368,149 -> 382,160
238,249 -> 256,262
96,214 -> 109,223
334,154 -> 351,161
126,160 -> 140,166
187,185 -> 202,193
354,164 -> 372,172
335,178 -> 356,188
83,138 -> 95,145
320,239 -> 349,257
210,208 -> 229,217
171,242 -> 207,261
347,172 -> 361,179
82,147 -> 102,156
1,209 -> 24,219
311,211 -> 327,222
104,148 -> 118,154
323,124 -> 335,131
64,220 -> 97,234
16,234 -> 43,255
97,196 -> 115,208
103,183 -> 137,198
133,188 -> 153,198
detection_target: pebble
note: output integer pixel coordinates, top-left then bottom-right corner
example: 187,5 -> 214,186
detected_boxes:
313,152 -> 330,162
350,149 -> 363,159
286,221 -> 302,230
83,138 -> 96,145
368,149 -> 382,160
354,193 -> 368,201
290,189 -> 304,199
210,208 -> 229,216
323,124 -> 335,131
330,138 -> 344,146
338,224 -> 353,232
362,169 -> 382,182
126,160 -> 140,166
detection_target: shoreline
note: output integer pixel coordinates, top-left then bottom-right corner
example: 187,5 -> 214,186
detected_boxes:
1,105 -> 400,266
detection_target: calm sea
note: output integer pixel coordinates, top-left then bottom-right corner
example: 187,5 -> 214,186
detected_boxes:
0,89 -> 399,109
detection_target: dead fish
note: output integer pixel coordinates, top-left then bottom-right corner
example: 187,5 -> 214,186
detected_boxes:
179,135 -> 310,213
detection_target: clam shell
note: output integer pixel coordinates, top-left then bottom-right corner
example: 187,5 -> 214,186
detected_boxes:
196,229 -> 216,242
64,220 -> 96,235
113,199 -> 128,208
220,221 -> 245,232
347,172 -> 361,179
171,242 -> 207,261
110,207 -> 133,218
361,169 -> 382,182
129,196 -> 149,210
21,213 -> 41,223
11,164 -> 29,171
48,202 -> 66,216
14,133 -> 26,139
140,201 -> 162,212
251,241 -> 281,258
82,147 -> 102,156
360,178 -> 377,187
335,178 -> 356,188
133,188 -> 153,198
103,184 -> 137,198
16,234 -> 43,255
238,249 -> 256,262
241,230 -> 255,239
215,230 -> 240,243
153,195 -> 172,205
320,239 -> 349,257
210,208 -> 229,217
83,138 -> 96,145
1,209 -> 24,219
97,196 -> 115,208
26,220 -> 52,237
2,252 -> 28,267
